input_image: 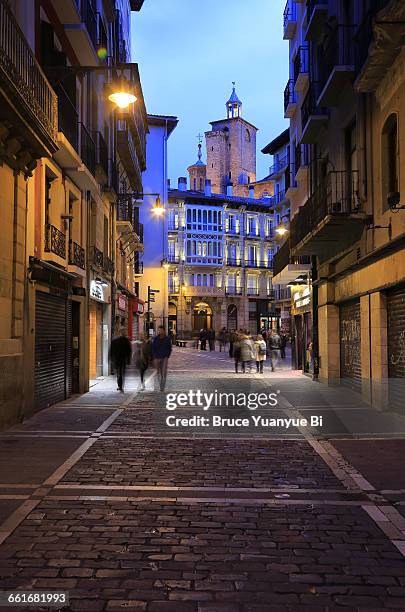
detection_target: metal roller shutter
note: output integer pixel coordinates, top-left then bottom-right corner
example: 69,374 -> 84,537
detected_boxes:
340,299 -> 361,383
34,292 -> 68,411
65,299 -> 72,399
387,288 -> 405,410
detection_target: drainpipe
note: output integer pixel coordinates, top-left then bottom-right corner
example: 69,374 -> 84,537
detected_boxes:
312,255 -> 319,380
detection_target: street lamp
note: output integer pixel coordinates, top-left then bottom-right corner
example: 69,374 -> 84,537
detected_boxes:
152,195 -> 164,215
275,224 -> 288,237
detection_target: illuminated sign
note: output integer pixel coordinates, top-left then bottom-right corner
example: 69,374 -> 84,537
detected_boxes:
89,280 -> 110,303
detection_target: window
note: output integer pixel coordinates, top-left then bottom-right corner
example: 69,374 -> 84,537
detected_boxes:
193,178 -> 196,190
245,129 -> 251,142
382,113 -> 399,211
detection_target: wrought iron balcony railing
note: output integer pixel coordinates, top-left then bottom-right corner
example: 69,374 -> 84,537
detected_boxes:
226,258 -> 242,267
295,144 -> 309,175
293,45 -> 309,85
45,224 -> 66,259
225,287 -> 243,296
81,0 -> 97,50
318,25 -> 356,93
245,260 -> 273,269
284,79 -> 297,113
69,240 -> 85,269
301,82 -> 328,134
269,154 -> 289,177
0,0 -> 57,149
92,245 -> 104,269
134,260 -> 144,275
167,255 -> 180,264
95,131 -> 108,176
283,0 -> 297,31
103,256 -> 115,276
290,170 -> 361,249
56,85 -> 78,150
79,123 -> 96,175
274,287 -> 292,301
273,240 -> 311,277
355,0 -> 392,76
246,288 -> 260,296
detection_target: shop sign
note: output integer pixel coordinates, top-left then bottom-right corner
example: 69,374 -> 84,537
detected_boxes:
136,301 -> 144,314
118,293 -> 127,312
90,280 -> 108,303
293,286 -> 310,309
281,310 -> 290,319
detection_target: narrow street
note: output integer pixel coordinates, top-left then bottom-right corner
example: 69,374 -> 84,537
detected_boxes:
0,348 -> 405,611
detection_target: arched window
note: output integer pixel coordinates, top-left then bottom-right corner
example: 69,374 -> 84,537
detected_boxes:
382,113 -> 399,211
245,129 -> 251,143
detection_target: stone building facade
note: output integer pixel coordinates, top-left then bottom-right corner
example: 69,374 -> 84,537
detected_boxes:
166,181 -> 276,337
205,86 -> 257,198
277,0 -> 405,402
0,0 -> 147,428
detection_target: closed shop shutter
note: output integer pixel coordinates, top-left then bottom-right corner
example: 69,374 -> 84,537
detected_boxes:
65,299 -> 72,399
340,299 -> 361,383
34,292 -> 68,411
387,288 -> 405,410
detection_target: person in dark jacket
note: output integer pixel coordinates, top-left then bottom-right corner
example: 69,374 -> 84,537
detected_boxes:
110,328 -> 132,392
134,333 -> 153,390
152,326 -> 172,391
199,329 -> 207,351
208,328 -> 215,351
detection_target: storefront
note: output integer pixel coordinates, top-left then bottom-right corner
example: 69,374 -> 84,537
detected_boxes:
89,275 -> 111,381
115,289 -> 128,333
291,285 -> 312,373
128,297 -> 145,340
387,286 -> 405,410
339,299 -> 361,388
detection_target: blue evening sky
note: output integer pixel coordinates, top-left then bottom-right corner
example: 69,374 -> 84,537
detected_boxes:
132,0 -> 288,183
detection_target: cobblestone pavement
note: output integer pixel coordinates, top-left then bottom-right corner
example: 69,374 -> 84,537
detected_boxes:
0,347 -> 405,611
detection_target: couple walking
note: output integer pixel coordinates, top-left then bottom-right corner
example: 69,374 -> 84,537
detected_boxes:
231,331 -> 267,374
110,326 -> 172,393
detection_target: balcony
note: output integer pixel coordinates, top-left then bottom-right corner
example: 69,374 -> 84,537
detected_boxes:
272,240 -> 311,285
69,240 -> 85,269
92,246 -> 104,269
117,118 -> 142,192
45,224 -> 66,259
247,288 -> 260,296
226,258 -> 242,267
167,255 -> 180,264
284,79 -> 298,118
274,287 -> 292,301
305,0 -> 328,40
283,0 -> 297,39
186,256 -> 223,266
317,25 -> 356,106
355,0 -> 404,92
245,230 -> 261,239
301,83 -> 329,144
293,45 -> 309,92
79,123 -> 96,176
290,170 -> 370,259
0,0 -> 58,168
56,85 -> 78,152
61,0 -> 98,65
294,144 -> 310,184
94,131 -> 108,180
134,260 -> 144,275
103,256 -> 115,276
269,190 -> 289,210
245,261 -> 273,270
226,287 -> 243,296
268,154 -> 289,179
185,286 -> 225,297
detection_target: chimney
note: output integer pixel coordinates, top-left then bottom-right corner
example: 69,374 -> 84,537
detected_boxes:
167,178 -> 171,189
249,185 -> 254,199
226,182 -> 233,197
178,177 -> 187,191
204,179 -> 212,197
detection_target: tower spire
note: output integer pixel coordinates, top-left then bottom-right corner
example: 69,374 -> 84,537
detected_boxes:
226,82 -> 242,119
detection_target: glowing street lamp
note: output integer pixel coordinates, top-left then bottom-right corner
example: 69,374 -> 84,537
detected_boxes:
152,195 -> 164,215
275,224 -> 288,237
108,91 -> 137,109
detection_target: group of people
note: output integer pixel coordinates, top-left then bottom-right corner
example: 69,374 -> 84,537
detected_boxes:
109,326 -> 172,393
198,328 -> 216,351
229,328 -> 287,374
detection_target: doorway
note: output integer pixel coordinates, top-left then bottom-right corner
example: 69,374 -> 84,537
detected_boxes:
192,303 -> 213,331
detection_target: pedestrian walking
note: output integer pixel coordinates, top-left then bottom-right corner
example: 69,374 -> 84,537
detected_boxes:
240,333 -> 255,373
218,327 -> 227,352
152,325 -> 172,392
229,329 -> 238,358
199,329 -> 207,351
232,332 -> 241,373
268,330 -> 281,372
254,334 -> 267,373
280,333 -> 287,359
134,333 -> 152,390
208,328 -> 216,351
109,328 -> 132,392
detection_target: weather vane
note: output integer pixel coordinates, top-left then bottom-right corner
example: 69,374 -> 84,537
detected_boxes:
197,132 -> 203,145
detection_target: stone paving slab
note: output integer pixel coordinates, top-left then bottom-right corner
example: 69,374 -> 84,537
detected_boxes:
0,438 -> 86,484
0,500 -> 403,611
6,408 -> 116,433
61,438 -> 345,490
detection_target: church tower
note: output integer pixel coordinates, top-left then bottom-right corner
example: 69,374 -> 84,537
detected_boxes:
187,141 -> 206,192
206,84 -> 257,197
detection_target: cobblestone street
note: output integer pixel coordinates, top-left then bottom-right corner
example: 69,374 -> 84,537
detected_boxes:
1,348 -> 405,611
